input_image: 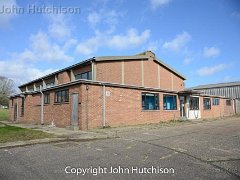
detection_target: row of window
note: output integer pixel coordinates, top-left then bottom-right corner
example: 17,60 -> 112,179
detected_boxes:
190,97 -> 231,110
142,93 -> 177,110
26,71 -> 92,92
44,89 -> 69,104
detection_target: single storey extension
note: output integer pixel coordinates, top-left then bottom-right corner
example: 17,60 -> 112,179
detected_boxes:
9,51 -> 235,130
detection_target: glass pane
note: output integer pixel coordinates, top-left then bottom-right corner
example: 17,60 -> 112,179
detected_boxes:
81,72 -> 88,79
88,71 -> 92,80
75,74 -> 81,80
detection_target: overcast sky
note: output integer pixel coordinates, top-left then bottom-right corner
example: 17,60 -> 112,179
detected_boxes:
0,0 -> 239,88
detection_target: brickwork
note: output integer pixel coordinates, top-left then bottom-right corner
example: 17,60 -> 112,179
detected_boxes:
96,61 -> 122,84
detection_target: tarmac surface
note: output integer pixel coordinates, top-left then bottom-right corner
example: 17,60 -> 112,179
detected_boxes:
0,117 -> 239,180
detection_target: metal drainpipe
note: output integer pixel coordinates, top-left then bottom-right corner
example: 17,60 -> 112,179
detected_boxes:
40,85 -> 44,125
102,85 -> 106,128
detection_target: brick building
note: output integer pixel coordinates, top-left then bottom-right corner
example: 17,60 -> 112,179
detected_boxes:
9,51 -> 235,130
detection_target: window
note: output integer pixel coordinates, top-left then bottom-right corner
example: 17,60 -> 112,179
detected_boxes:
203,98 -> 211,110
55,89 -> 69,103
36,86 -> 40,91
213,98 -> 219,106
189,97 -> 199,110
142,93 -> 159,110
226,100 -> 231,106
44,93 -> 50,104
163,95 -> 177,110
46,82 -> 55,88
75,71 -> 92,80
21,97 -> 24,116
28,88 -> 34,92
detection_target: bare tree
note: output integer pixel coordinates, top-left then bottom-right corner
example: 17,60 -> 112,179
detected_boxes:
0,76 -> 15,107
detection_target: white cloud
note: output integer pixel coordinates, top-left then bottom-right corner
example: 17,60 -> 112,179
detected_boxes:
196,64 -> 227,76
46,14 -> 72,40
107,29 -> 150,49
203,47 -> 220,58
150,0 -> 171,9
0,0 -> 18,28
0,60 -> 56,86
162,32 -> 191,52
87,12 -> 101,27
146,41 -> 159,51
75,28 -> 151,55
87,9 -> 123,33
28,31 -> 73,62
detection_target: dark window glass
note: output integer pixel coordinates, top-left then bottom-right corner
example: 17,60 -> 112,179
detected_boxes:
46,82 -> 55,88
226,100 -> 231,106
189,97 -> 199,110
75,74 -> 81,80
75,71 -> 92,80
213,98 -> 219,106
163,95 -> 177,110
55,89 -> 69,103
142,93 -> 159,110
44,93 -> 50,104
203,98 -> 211,110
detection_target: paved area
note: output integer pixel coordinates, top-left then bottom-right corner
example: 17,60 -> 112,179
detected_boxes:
0,117 -> 239,179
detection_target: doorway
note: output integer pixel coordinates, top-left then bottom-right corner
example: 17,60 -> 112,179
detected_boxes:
71,93 -> 79,126
180,96 -> 185,117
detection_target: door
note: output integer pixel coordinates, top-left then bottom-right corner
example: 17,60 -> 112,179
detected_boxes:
14,103 -> 17,121
71,93 -> 79,126
180,96 -> 185,117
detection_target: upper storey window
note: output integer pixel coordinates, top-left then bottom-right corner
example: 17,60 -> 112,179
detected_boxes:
75,71 -> 92,80
46,82 -> 55,88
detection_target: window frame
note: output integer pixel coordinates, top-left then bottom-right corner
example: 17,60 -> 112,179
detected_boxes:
163,94 -> 177,110
203,98 -> 211,110
75,71 -> 92,80
44,93 -> 50,104
189,97 -> 199,110
54,89 -> 69,103
46,82 -> 55,88
212,98 -> 220,106
142,92 -> 159,111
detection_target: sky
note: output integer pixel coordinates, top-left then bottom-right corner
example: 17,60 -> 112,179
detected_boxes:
0,0 -> 239,89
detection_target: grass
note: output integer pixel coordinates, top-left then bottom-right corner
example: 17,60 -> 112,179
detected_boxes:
0,123 -> 55,143
0,109 -> 9,121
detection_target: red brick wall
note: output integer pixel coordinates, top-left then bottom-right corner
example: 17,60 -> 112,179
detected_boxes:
95,58 -> 185,91
73,65 -> 91,75
79,84 -> 180,130
124,60 -> 142,86
96,61 -> 122,84
144,58 -> 158,87
200,97 -> 235,119
58,71 -> 70,85
160,65 -> 173,90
